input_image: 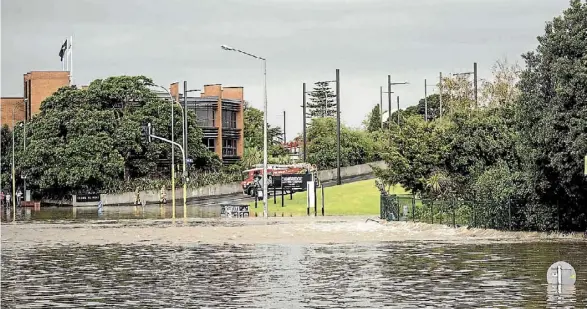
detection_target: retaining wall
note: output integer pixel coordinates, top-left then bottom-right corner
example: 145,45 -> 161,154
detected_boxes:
64,161 -> 384,206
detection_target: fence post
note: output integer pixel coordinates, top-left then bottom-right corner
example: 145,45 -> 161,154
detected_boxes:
412,195 -> 416,222
439,202 -> 443,225
473,201 -> 477,228
314,181 -> 317,216
321,184 -> 325,216
281,185 -> 285,207
431,201 -> 434,224
254,188 -> 258,208
273,186 -> 276,204
452,199 -> 456,228
508,198 -> 512,230
556,200 -> 560,232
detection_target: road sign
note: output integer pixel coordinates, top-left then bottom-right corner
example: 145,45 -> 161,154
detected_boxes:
186,158 -> 193,164
547,261 -> 576,285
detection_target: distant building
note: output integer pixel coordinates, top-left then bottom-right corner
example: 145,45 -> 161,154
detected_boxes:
162,83 -> 245,164
1,71 -> 69,128
283,140 -> 301,162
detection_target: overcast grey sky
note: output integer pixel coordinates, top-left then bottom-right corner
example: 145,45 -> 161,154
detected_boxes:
1,0 -> 568,137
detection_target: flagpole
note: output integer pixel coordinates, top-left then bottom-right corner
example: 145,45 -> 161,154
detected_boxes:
69,35 -> 73,86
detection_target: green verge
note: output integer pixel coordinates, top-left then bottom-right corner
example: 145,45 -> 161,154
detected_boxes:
248,179 -> 408,217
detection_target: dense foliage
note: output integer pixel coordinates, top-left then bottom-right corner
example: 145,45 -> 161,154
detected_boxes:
239,103 -> 289,169
1,76 -> 234,196
374,0 -> 587,231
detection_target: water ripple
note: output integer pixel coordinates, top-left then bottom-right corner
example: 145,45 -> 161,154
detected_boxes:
1,242 -> 586,308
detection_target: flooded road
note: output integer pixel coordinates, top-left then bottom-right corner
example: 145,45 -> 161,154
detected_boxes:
2,218 -> 586,308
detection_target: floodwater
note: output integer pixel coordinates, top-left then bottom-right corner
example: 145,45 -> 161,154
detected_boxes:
0,204 -> 224,222
2,218 -> 586,308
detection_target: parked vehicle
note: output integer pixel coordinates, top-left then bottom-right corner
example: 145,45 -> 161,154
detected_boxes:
241,163 -> 317,197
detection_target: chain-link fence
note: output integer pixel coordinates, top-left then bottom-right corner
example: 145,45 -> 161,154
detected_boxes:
379,194 -> 576,231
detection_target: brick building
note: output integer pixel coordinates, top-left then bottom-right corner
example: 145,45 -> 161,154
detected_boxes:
162,83 -> 245,164
1,71 -> 69,128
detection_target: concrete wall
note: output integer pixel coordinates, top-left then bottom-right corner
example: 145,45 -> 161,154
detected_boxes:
67,161 -> 384,206
317,161 -> 385,182
83,182 -> 243,207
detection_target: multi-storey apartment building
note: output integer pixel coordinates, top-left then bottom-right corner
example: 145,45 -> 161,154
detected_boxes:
167,83 -> 244,164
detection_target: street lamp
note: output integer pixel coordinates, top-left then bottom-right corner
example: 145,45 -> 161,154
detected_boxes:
387,75 -> 409,126
221,44 -> 269,218
11,108 -> 17,222
148,82 -> 184,220
424,79 -> 438,122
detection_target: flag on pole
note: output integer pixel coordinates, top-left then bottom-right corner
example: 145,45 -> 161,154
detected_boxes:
59,39 -> 68,61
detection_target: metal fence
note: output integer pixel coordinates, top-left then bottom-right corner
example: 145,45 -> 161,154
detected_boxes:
379,194 -> 573,231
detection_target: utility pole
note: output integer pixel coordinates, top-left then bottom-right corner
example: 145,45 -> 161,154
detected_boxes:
283,110 -> 286,143
387,75 -> 392,128
302,83 -> 307,162
473,62 -> 478,108
379,86 -> 383,129
424,79 -> 428,122
387,75 -> 409,127
335,69 -> 341,185
439,72 -> 443,119
397,96 -> 400,126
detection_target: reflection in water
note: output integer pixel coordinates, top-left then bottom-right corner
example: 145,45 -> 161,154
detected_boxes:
1,242 -> 586,308
0,204 -> 221,222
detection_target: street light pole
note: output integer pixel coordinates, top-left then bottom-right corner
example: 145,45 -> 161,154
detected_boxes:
23,99 -> 27,202
439,72 -> 443,119
11,108 -> 16,222
335,69 -> 341,185
302,83 -> 307,162
386,75 -> 409,127
221,44 -> 269,218
148,83 -> 182,219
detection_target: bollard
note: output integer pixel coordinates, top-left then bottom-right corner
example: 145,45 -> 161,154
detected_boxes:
314,182 -> 318,216
290,191 -> 293,200
273,186 -> 276,204
254,189 -> 258,209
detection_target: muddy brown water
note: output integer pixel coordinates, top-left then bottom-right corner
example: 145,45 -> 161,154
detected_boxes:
1,214 -> 586,308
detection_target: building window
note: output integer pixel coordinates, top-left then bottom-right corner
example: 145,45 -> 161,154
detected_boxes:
222,139 -> 237,156
222,110 -> 237,129
196,108 -> 215,127
203,138 -> 216,152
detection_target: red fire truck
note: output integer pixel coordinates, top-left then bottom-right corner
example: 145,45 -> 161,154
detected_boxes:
241,163 -> 317,197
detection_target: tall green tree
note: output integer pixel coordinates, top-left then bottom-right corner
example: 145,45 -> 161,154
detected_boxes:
364,104 -> 382,132
307,81 -> 336,118
514,0 -> 587,230
9,76 -> 221,196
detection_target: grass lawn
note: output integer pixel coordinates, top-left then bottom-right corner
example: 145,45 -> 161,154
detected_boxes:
248,179 -> 408,217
